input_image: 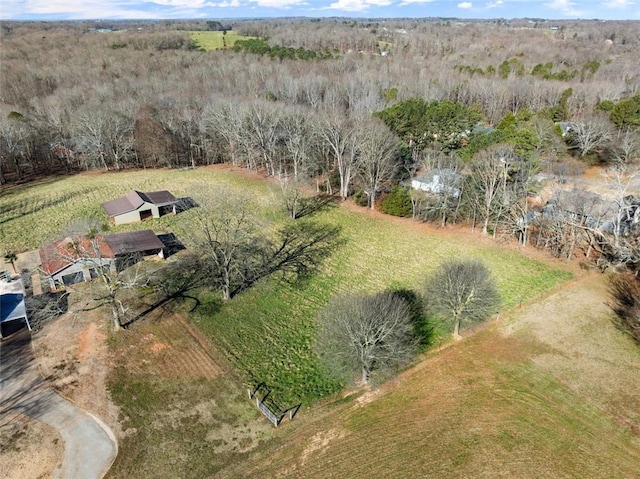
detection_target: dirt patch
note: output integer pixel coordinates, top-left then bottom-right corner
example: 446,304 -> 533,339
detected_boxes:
32,309 -> 123,441
0,414 -> 64,479
114,313 -> 224,381
150,342 -> 169,352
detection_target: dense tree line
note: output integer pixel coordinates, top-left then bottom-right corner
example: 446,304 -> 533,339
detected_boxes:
1,19 -> 638,270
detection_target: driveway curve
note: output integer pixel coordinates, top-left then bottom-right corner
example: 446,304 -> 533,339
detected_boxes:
0,329 -> 117,479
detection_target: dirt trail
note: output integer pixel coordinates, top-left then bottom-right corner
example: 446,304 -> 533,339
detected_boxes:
0,330 -> 118,479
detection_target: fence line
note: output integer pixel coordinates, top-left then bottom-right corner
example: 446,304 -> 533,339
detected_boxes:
248,382 -> 301,427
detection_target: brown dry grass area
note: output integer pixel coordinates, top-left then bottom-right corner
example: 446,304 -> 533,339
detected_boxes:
111,311 -> 224,381
1,416 -> 63,479
220,272 -> 640,479
32,308 -> 123,439
503,271 -> 640,433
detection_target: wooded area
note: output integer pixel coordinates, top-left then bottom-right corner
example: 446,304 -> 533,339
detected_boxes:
1,18 -> 639,271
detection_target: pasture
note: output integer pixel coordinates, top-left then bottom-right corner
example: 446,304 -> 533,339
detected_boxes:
0,166 -> 572,406
189,30 -> 254,50
9,167 -> 631,479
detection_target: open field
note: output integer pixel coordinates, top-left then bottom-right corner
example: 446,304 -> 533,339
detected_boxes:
217,275 -> 640,479
190,31 -> 254,50
0,167 -> 269,253
4,167 -> 638,478
0,167 -> 572,405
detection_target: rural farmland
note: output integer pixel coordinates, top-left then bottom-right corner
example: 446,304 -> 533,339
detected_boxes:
1,15 -> 639,479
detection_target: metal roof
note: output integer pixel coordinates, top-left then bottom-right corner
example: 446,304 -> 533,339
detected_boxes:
104,230 -> 164,256
39,235 -> 114,275
1,278 -> 27,323
102,190 -> 176,217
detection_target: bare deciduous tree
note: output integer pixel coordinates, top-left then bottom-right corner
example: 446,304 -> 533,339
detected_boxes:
468,144 -> 515,235
423,259 -> 500,340
566,116 -> 613,157
355,119 -> 399,208
183,186 -> 340,300
315,291 -> 418,385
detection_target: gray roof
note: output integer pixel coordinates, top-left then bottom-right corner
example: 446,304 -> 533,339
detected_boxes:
104,230 -> 164,256
102,190 -> 177,217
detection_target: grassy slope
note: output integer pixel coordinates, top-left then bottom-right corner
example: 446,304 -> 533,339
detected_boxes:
195,204 -> 572,405
222,313 -> 640,479
8,168 -> 633,479
2,167 -> 571,406
189,31 -> 253,50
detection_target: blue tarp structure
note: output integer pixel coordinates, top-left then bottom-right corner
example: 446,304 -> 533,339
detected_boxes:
0,279 -> 31,338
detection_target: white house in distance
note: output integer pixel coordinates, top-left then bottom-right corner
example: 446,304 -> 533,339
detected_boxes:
411,168 -> 462,198
39,230 -> 165,291
102,190 -> 178,225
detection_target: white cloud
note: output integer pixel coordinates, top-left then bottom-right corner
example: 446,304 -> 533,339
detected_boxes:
2,0 -> 243,19
399,0 -> 435,4
249,0 -> 306,7
458,1 -> 473,8
601,0 -> 635,7
544,0 -> 583,16
327,0 -> 392,11
485,0 -> 503,8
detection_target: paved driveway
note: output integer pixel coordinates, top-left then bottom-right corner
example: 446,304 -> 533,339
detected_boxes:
0,330 -> 117,479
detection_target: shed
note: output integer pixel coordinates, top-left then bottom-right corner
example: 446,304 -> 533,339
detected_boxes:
104,230 -> 165,263
0,277 -> 31,339
102,190 -> 177,225
39,230 -> 166,291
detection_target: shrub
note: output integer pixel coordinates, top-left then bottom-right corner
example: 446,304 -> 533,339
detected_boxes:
380,186 -> 412,217
608,273 -> 640,346
353,189 -> 369,207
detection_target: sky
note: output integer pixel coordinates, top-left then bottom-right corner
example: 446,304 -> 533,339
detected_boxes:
1,0 -> 639,20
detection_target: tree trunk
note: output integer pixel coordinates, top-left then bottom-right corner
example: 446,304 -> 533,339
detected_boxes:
111,305 -> 122,331
453,314 -> 462,340
361,365 -> 370,384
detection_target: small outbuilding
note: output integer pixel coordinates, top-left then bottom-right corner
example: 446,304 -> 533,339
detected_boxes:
0,277 -> 31,339
102,190 -> 178,225
39,235 -> 116,290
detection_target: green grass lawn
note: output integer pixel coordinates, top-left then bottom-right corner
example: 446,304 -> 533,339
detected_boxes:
194,203 -> 572,406
11,168 -> 637,479
0,167 -> 572,409
189,31 -> 254,50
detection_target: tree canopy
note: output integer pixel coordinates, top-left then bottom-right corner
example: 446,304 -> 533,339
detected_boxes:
375,99 -> 483,152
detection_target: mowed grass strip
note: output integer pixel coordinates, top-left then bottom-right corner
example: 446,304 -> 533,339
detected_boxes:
189,31 -> 254,50
225,328 -> 640,479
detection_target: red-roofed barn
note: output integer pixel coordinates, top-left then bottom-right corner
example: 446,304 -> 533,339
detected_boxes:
39,230 -> 165,291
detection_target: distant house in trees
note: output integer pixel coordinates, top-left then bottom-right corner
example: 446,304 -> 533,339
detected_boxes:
102,190 -> 178,225
411,169 -> 462,198
39,230 -> 165,291
555,122 -> 574,137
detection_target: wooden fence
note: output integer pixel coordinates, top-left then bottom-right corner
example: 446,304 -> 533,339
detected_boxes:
248,382 -> 301,427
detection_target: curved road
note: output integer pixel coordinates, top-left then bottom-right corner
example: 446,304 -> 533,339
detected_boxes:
0,330 -> 117,479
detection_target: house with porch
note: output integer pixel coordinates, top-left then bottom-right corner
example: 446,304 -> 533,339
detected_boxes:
39,230 -> 165,291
